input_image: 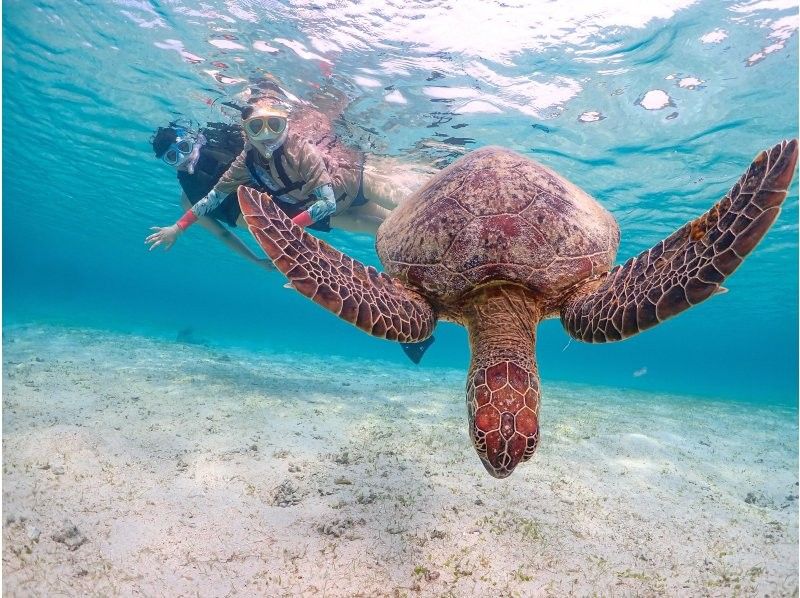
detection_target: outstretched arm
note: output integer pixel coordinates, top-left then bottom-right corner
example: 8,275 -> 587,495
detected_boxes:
561,139 -> 798,342
146,151 -> 251,251
178,193 -> 272,269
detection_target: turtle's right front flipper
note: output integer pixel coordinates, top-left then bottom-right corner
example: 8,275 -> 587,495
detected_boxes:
562,138 -> 798,343
238,186 -> 436,343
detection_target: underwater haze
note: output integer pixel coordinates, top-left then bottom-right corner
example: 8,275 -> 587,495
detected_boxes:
4,1 -> 800,595
4,0 -> 799,403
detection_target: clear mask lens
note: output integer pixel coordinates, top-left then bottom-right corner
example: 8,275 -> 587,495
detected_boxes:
162,136 -> 195,167
245,114 -> 286,140
246,118 -> 266,137
267,116 -> 286,134
164,148 -> 179,165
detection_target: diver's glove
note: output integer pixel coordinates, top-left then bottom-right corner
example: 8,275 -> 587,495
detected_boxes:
291,211 -> 314,227
292,184 -> 337,227
176,210 -> 198,230
173,187 -> 226,232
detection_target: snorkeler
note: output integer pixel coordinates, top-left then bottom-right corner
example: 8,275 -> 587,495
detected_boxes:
147,94 -> 435,363
146,94 -> 420,249
150,121 -> 273,269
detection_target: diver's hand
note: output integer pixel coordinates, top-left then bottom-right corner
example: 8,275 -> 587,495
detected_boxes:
146,224 -> 182,251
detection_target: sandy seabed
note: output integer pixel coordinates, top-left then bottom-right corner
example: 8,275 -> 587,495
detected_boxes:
2,324 -> 797,597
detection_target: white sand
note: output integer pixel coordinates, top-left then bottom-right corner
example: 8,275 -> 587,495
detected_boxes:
3,325 -> 797,596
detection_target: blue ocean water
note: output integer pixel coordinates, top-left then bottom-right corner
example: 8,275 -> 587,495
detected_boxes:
3,0 -> 798,404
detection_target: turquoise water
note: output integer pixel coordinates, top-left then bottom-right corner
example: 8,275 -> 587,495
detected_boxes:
3,0 -> 798,404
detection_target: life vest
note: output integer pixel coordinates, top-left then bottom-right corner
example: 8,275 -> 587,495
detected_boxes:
244,145 -> 316,208
244,144 -> 357,210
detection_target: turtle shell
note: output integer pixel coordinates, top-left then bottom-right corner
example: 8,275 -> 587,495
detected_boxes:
376,146 -> 620,307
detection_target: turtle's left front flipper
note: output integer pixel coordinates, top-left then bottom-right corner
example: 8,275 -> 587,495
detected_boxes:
238,186 -> 436,343
562,138 -> 798,343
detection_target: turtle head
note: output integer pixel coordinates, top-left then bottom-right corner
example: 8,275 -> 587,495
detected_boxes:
462,285 -> 542,478
467,361 -> 540,478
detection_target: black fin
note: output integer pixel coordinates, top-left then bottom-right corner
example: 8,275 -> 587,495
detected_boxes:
400,336 -> 435,365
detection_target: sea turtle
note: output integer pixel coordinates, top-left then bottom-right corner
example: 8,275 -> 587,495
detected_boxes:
238,139 -> 798,478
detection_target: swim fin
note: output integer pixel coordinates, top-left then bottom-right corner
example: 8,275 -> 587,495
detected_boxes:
400,336 -> 435,365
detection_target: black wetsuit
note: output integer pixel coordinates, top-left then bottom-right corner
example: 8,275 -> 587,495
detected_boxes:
177,124 -> 244,228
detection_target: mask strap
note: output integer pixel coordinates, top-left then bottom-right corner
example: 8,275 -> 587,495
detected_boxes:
183,133 -> 206,174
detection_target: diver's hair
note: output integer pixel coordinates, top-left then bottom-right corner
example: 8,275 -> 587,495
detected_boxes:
252,79 -> 285,96
210,79 -> 290,117
241,95 -> 291,120
247,79 -> 290,106
151,126 -> 178,158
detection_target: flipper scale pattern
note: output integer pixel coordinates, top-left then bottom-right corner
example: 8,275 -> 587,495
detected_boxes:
561,139 -> 798,342
238,186 -> 436,342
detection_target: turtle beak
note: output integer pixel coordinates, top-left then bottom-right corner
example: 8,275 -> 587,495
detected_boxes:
466,361 -> 541,479
479,457 -> 514,479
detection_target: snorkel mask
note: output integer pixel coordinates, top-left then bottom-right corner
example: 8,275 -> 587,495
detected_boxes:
162,128 -> 205,174
241,101 -> 289,154
243,107 -> 288,141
